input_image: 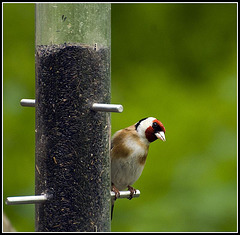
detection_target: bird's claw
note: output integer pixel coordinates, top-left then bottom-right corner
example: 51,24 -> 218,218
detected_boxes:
112,184 -> 120,200
127,185 -> 137,200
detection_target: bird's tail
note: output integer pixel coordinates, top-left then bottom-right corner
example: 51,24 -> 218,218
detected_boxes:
111,203 -> 114,220
111,197 -> 116,220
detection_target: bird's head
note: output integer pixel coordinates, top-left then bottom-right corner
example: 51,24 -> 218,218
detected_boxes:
135,117 -> 166,143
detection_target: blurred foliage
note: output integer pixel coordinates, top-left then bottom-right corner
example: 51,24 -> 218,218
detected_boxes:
3,3 -> 237,232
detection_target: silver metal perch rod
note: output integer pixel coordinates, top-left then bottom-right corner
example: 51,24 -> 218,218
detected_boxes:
20,99 -> 35,107
20,99 -> 123,113
5,194 -> 48,205
91,103 -> 123,113
5,190 -> 139,205
111,190 -> 140,199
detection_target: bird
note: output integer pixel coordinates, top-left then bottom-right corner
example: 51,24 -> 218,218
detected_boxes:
110,117 -> 166,219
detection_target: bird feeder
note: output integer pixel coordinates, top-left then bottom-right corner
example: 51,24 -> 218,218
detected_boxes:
35,3 -> 111,232
5,3 -> 141,232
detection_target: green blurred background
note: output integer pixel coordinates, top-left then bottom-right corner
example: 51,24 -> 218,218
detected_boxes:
3,3 -> 237,232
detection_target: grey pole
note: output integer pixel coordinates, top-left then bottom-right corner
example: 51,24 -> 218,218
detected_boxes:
35,3 -> 111,232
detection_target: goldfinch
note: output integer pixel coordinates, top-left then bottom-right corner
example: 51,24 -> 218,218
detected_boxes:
111,117 -> 166,219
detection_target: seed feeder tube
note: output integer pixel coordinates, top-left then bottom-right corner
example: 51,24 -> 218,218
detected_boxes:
35,3 -> 111,232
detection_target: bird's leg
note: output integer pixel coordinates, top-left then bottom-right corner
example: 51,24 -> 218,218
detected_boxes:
111,183 -> 120,200
127,185 -> 137,200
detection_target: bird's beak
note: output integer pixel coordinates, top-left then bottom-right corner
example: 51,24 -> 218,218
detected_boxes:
155,131 -> 166,141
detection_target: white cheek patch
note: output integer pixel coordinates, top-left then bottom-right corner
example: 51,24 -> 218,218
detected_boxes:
136,117 -> 155,138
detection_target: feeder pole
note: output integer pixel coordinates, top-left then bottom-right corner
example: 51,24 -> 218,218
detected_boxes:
35,3 -> 111,232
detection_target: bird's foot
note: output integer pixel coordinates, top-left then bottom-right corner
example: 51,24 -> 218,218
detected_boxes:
127,185 -> 137,200
112,183 -> 120,200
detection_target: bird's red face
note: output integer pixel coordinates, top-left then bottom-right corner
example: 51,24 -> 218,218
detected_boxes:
145,119 -> 166,143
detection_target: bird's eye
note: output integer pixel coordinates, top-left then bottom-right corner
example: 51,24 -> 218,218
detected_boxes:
152,122 -> 161,132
